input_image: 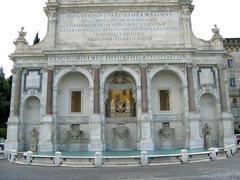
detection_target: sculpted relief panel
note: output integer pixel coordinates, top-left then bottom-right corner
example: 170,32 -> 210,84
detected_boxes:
56,8 -> 181,46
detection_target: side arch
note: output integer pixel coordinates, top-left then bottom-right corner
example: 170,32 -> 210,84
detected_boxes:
22,96 -> 41,151
149,66 -> 187,88
54,67 -> 94,88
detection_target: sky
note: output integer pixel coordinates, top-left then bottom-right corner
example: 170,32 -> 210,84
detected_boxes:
0,0 -> 239,78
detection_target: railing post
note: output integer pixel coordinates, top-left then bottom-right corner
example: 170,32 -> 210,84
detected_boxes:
224,146 -> 232,158
140,151 -> 148,166
180,149 -> 189,163
95,152 -> 102,167
10,151 -> 17,163
54,151 -> 62,167
26,151 -> 33,165
209,148 -> 217,160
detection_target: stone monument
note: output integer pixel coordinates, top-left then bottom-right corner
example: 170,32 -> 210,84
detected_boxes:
5,0 -> 236,154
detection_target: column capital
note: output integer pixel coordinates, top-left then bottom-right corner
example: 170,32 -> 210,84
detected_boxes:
11,65 -> 22,74
139,63 -> 148,69
186,63 -> 194,69
43,65 -> 54,72
217,64 -> 227,70
92,63 -> 101,69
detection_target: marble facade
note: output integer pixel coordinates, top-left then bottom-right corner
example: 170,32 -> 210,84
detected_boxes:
6,0 -> 235,153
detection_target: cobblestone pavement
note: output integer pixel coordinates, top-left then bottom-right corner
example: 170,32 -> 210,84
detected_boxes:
1,152 -> 240,180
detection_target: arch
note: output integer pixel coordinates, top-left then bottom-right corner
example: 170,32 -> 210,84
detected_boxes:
104,71 -> 137,118
22,95 -> 42,107
199,92 -> 220,147
101,66 -> 140,88
22,96 -> 41,151
56,71 -> 92,116
149,66 -> 187,87
199,92 -> 218,102
54,67 -> 93,88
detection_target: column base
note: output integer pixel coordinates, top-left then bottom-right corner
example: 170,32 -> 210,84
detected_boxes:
189,113 -> 203,149
88,140 -> 103,152
5,116 -> 19,152
88,114 -> 103,152
38,115 -> 53,152
224,136 -> 236,146
189,138 -> 203,149
139,113 -> 154,151
222,112 -> 235,146
139,140 -> 154,151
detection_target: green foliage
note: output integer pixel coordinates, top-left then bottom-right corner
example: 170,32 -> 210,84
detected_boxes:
0,128 -> 7,139
234,128 -> 240,135
0,66 -> 12,128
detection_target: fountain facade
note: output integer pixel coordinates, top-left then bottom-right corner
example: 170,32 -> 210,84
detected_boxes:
5,0 -> 236,154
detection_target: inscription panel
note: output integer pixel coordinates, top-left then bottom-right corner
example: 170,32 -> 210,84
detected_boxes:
57,8 -> 181,46
48,53 -> 191,65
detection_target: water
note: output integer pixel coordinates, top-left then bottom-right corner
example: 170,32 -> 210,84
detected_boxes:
33,148 -> 208,157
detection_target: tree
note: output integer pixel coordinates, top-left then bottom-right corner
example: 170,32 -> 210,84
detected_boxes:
0,67 -> 12,138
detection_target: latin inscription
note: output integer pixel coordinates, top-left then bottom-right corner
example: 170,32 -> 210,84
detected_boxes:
57,9 -> 180,45
48,53 -> 191,65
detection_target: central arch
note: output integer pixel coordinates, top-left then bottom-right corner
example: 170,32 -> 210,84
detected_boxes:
104,71 -> 137,118
103,71 -> 138,151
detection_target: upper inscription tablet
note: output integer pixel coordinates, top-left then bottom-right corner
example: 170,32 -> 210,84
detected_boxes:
56,8 -> 181,47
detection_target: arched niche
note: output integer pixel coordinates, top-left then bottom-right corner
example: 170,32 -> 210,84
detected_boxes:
104,71 -> 137,118
57,72 -> 91,116
151,70 -> 185,149
56,72 -> 91,151
200,93 -> 220,147
151,70 -> 184,115
22,96 -> 41,151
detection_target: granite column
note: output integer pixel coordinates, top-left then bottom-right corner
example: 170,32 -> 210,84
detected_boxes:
88,65 -> 102,151
139,64 -> 153,150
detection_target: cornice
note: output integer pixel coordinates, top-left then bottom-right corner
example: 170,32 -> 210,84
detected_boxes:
42,48 -> 197,55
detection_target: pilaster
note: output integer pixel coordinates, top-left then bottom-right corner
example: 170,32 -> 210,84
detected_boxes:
5,66 -> 22,152
88,114 -> 103,151
218,65 -> 227,112
38,66 -> 54,152
44,1 -> 59,46
187,64 -> 203,149
218,65 -> 235,145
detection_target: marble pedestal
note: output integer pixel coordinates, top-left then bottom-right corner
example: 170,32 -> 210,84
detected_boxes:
189,113 -> 203,149
222,112 -> 236,145
5,116 -> 19,152
139,113 -> 154,151
88,114 -> 103,151
38,115 -> 53,152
